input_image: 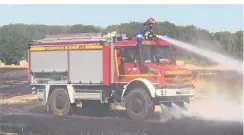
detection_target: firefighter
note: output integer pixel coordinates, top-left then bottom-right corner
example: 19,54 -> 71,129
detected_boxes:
143,17 -> 156,40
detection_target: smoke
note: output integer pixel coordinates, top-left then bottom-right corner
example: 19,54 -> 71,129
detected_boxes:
159,87 -> 243,123
188,88 -> 243,123
177,77 -> 242,123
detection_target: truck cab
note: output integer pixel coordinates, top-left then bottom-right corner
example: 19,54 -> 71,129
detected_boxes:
115,39 -> 194,89
112,38 -> 195,120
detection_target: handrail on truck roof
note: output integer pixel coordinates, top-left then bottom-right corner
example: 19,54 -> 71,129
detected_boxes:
37,32 -> 107,43
45,33 -> 103,38
34,31 -> 124,44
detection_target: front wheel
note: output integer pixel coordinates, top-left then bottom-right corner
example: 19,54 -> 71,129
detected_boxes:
124,88 -> 154,120
49,88 -> 71,116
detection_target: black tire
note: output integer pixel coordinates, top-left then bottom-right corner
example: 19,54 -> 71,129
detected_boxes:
124,88 -> 154,120
49,88 -> 71,116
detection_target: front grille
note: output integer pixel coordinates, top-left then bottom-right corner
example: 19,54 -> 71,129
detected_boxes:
154,84 -> 193,89
166,79 -> 189,85
164,74 -> 192,86
164,74 -> 191,79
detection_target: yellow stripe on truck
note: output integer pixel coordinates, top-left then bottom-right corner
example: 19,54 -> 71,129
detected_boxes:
30,44 -> 102,51
165,71 -> 185,75
142,41 -> 152,45
84,45 -> 103,49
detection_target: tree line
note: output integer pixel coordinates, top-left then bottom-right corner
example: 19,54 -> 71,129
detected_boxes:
0,21 -> 243,65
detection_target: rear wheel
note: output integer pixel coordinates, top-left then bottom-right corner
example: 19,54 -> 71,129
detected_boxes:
49,88 -> 71,116
124,88 -> 154,120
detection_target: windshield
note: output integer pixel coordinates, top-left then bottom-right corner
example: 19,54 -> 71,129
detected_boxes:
141,45 -> 172,63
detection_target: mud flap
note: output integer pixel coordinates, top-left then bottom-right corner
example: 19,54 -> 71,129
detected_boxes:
45,100 -> 50,112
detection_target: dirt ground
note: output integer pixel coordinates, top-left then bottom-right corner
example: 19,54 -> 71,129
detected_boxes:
0,68 -> 243,135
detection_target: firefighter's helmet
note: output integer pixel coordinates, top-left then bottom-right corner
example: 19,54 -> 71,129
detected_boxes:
146,17 -> 156,24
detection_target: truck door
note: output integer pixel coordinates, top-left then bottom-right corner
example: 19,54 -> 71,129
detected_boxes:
118,47 -> 141,76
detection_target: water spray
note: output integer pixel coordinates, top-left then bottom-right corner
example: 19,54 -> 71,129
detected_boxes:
159,101 -> 191,122
156,35 -> 243,74
155,35 -> 243,122
160,103 -> 174,122
139,17 -> 243,123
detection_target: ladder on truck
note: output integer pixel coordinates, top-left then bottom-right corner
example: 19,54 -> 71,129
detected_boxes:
35,32 -> 121,43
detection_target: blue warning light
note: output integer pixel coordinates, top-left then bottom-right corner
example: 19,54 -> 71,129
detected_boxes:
136,34 -> 143,43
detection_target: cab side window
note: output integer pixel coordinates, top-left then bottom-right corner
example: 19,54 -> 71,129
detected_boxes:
120,47 -> 140,63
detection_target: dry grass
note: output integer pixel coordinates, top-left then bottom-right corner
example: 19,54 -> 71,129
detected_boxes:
0,94 -> 37,104
1,76 -> 242,117
0,66 -> 27,68
0,133 -> 42,135
0,94 -> 164,113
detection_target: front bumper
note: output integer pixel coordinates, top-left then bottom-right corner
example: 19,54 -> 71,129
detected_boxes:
155,87 -> 195,97
153,87 -> 195,105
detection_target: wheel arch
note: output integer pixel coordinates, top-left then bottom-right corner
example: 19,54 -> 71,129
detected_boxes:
121,78 -> 156,100
48,85 -> 75,104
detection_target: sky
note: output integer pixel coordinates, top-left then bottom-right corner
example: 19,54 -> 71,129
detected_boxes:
0,4 -> 243,32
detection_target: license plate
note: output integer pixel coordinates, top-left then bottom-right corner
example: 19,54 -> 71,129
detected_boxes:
180,89 -> 190,94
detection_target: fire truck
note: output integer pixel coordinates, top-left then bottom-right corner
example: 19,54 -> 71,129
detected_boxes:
28,18 -> 195,120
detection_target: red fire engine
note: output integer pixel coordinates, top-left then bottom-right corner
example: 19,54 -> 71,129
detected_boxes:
28,18 -> 195,120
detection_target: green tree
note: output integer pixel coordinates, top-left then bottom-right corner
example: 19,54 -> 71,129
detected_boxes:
0,21 -> 242,65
